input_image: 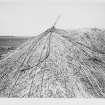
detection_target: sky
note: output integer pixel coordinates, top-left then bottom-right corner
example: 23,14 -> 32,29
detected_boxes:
0,0 -> 105,36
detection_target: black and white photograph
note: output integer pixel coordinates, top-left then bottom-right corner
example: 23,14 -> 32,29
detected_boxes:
0,0 -> 105,101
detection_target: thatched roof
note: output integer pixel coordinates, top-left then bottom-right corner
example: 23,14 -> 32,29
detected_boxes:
0,27 -> 105,98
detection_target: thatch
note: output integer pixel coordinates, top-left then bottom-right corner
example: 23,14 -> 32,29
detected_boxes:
0,27 -> 105,98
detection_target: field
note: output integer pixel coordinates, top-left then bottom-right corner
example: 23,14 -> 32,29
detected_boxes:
0,36 -> 30,59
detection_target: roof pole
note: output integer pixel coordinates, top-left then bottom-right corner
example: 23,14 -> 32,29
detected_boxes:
50,15 -> 61,32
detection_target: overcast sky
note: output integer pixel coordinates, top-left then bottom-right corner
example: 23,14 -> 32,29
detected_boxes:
0,0 -> 105,36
